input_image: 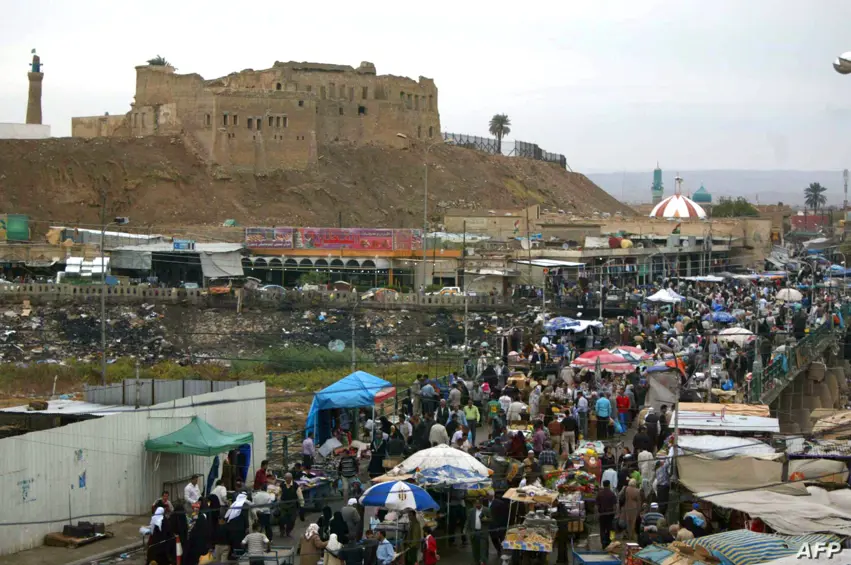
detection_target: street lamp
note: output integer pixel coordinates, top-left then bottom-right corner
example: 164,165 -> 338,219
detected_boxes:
836,252 -> 847,299
99,210 -> 129,386
599,258 -> 617,320
464,275 -> 487,353
834,52 -> 851,74
396,133 -> 453,289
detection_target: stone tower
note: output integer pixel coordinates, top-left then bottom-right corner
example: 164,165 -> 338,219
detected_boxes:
650,162 -> 664,204
26,51 -> 43,125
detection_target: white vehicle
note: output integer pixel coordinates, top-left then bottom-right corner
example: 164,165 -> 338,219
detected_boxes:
428,286 -> 462,296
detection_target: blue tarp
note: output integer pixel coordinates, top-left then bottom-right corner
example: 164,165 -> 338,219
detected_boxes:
306,371 -> 392,442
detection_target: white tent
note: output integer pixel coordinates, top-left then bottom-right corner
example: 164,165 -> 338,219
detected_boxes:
718,327 -> 756,347
776,288 -> 804,302
389,444 -> 491,477
646,288 -> 685,304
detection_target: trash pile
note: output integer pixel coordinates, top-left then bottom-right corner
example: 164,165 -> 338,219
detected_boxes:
0,302 -> 545,367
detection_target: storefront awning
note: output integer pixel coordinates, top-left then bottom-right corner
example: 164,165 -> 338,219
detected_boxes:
513,259 -> 585,268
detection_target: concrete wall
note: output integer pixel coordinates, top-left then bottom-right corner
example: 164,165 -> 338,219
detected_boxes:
0,123 -> 51,139
71,115 -> 128,138
0,382 -> 266,555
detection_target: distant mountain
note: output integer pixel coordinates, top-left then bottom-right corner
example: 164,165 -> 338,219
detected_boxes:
586,170 -> 848,207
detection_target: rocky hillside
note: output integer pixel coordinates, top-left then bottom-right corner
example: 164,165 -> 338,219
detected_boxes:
0,136 -> 633,227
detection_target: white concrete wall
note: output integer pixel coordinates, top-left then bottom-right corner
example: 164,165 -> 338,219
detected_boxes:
0,382 -> 266,555
0,123 -> 51,139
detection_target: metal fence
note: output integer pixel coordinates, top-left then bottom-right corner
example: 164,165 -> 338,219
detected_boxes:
85,379 -> 262,406
443,133 -> 568,169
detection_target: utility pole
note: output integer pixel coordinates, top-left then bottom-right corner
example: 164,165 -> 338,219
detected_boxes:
99,190 -> 107,386
524,204 -> 532,283
351,300 -> 357,371
423,161 -> 429,289
462,222 -> 468,352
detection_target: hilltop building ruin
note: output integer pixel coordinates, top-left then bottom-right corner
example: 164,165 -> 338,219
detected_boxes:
72,60 -> 441,172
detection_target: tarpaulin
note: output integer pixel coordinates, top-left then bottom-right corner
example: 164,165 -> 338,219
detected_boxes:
678,455 -> 807,496
199,251 -> 244,278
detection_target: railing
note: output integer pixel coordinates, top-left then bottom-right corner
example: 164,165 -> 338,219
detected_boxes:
755,305 -> 848,405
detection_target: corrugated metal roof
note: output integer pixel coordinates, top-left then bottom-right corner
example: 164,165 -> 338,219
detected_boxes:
0,399 -> 134,416
113,243 -> 244,253
672,410 -> 780,433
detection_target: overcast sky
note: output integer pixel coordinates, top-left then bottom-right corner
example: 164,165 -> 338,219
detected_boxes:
2,0 -> 851,172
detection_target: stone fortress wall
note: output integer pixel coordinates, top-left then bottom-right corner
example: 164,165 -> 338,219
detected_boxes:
72,61 -> 441,173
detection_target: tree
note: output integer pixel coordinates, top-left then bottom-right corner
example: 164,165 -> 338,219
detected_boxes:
711,197 -> 759,217
804,182 -> 827,215
147,55 -> 171,67
488,114 -> 511,154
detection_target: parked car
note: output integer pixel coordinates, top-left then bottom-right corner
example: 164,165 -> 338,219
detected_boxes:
429,286 -> 462,296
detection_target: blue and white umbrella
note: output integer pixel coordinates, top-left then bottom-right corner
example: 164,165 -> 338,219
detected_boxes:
359,480 -> 439,511
544,317 -> 580,332
704,311 -> 736,324
414,465 -> 491,490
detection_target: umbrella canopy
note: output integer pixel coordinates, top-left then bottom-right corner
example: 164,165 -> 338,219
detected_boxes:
646,288 -> 686,303
360,480 -> 439,511
572,350 -> 634,373
704,311 -> 737,324
776,288 -> 803,302
414,465 -> 491,489
718,327 -> 756,347
608,346 -> 651,363
390,444 -> 492,476
144,416 -> 253,456
543,316 -> 580,331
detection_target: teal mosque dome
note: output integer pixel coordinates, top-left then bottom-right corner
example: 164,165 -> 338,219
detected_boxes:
692,184 -> 712,204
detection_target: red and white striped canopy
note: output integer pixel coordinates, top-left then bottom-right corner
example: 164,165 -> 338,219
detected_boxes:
649,194 -> 707,219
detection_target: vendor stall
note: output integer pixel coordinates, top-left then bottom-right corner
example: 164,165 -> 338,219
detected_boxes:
305,370 -> 396,444
360,480 -> 439,560
502,486 -> 559,557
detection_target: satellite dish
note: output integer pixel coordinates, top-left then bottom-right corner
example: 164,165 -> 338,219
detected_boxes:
328,339 -> 345,352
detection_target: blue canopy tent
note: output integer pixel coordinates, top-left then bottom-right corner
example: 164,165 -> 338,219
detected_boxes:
305,371 -> 395,444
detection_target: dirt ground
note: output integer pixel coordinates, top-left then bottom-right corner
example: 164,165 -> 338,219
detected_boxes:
0,137 -> 633,229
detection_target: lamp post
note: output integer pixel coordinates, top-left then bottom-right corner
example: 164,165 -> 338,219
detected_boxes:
464,275 -> 487,353
836,252 -> 847,299
99,201 -> 129,386
396,133 -> 452,290
599,258 -> 617,320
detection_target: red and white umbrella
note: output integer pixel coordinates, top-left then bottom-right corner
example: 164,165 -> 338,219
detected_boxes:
571,351 -> 635,373
608,346 -> 652,363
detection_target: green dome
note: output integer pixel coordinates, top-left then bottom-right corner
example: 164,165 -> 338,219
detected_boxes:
692,184 -> 712,203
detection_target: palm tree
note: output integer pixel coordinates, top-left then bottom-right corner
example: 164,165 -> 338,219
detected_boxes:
147,55 -> 171,67
488,114 -> 511,155
804,182 -> 827,215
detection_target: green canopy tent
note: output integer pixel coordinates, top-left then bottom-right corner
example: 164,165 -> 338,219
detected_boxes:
145,416 -> 254,456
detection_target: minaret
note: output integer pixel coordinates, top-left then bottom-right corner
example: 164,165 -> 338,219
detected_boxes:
651,162 -> 664,204
674,173 -> 683,195
26,50 -> 43,125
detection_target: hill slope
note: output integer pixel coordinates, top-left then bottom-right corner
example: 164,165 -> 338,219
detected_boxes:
0,137 -> 632,228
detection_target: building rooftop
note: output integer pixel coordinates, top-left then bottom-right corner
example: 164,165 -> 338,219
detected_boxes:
113,242 -> 244,254
0,399 -> 134,417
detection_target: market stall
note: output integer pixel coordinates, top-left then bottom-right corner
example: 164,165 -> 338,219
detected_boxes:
502,486 -> 559,558
305,370 -> 395,444
360,480 -> 439,551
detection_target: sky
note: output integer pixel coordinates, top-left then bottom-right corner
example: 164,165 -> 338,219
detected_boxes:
2,0 -> 851,172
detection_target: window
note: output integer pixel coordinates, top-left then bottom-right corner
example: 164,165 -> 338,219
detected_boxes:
269,116 -> 274,127
415,96 -> 419,110
223,114 -> 228,126
428,126 -> 433,138
358,105 -> 367,116
339,85 -> 345,98
329,84 -> 336,98
349,87 -> 354,102
133,113 -> 138,127
276,116 -> 281,127
417,125 -> 422,138
400,92 -> 405,101
320,86 -> 326,100
256,118 -> 261,131
407,93 -> 412,108
362,86 -> 368,100
276,82 -> 282,91
428,95 -> 433,111
306,85 -> 312,93
298,100 -> 304,107
233,115 -> 239,126
205,114 -> 211,126
283,116 -> 289,128
141,113 -> 146,127
247,118 -> 253,129
339,107 -> 344,115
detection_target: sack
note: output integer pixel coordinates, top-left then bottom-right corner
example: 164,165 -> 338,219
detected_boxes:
616,517 -> 627,531
613,419 -> 625,435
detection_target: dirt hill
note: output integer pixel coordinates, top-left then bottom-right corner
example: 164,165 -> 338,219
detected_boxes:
0,136 -> 633,228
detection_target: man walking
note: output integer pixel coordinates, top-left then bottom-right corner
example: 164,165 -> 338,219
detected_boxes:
576,392 -> 589,438
338,447 -> 360,500
463,398 -> 480,445
466,497 -> 491,565
302,432 -> 315,470
596,480 -> 617,548
252,483 -> 275,540
595,392 -> 612,440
